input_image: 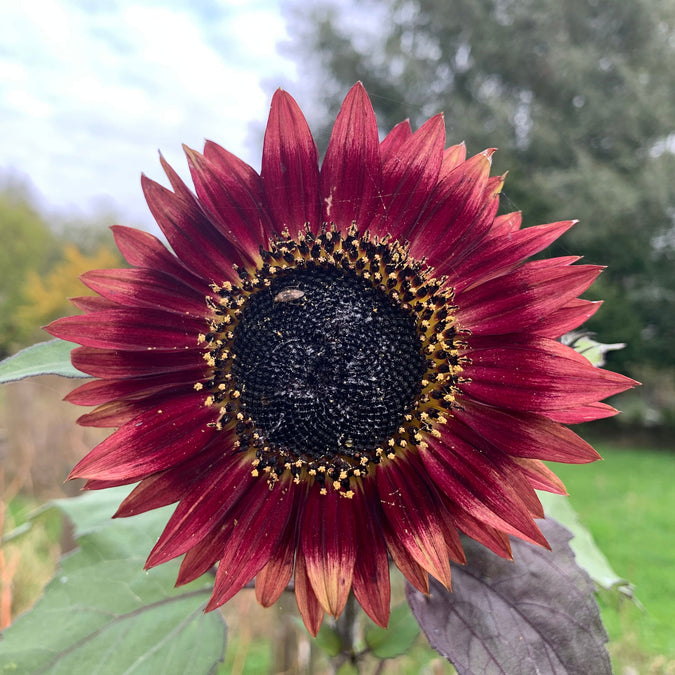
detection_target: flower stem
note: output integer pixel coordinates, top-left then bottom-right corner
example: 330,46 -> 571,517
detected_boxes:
332,593 -> 360,672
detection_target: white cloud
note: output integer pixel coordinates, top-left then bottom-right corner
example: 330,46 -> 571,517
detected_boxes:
0,0 -> 295,230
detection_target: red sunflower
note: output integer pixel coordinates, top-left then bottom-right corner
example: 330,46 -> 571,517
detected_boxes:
46,83 -> 636,636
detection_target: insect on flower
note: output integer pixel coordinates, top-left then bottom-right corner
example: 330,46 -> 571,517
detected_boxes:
274,288 -> 306,303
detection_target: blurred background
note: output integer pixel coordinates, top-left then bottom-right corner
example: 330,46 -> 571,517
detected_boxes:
1,1 -> 674,673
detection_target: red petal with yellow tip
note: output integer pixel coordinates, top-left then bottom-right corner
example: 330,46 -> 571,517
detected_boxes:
294,548 -> 325,637
300,487 -> 357,617
351,484 -> 391,627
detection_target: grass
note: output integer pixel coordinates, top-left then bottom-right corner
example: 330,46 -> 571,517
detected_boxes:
553,445 -> 675,674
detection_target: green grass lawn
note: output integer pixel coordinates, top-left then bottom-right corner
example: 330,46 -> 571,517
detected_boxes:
553,445 -> 675,673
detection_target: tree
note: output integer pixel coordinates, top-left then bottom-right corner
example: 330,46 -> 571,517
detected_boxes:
281,0 -> 675,380
14,244 -> 121,347
0,179 -> 123,355
0,182 -> 58,357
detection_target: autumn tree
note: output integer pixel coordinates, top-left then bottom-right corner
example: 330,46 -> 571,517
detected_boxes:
0,180 -> 122,355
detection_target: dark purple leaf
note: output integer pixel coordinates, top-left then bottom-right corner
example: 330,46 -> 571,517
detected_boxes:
406,518 -> 611,675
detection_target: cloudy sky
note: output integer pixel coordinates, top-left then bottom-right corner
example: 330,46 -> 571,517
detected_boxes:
0,0 -> 297,230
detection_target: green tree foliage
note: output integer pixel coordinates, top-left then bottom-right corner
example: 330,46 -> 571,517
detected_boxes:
282,0 -> 675,377
0,182 -> 59,357
0,180 -> 122,356
15,244 -> 121,347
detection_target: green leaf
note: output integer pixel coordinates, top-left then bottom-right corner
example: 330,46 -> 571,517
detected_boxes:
538,491 -> 634,599
0,489 -> 226,675
563,332 -> 626,368
365,603 -> 420,659
52,485 -> 136,538
315,623 -> 343,657
0,339 -> 86,383
336,662 -> 359,675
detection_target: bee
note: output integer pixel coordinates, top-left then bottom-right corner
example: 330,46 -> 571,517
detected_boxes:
273,288 -> 305,303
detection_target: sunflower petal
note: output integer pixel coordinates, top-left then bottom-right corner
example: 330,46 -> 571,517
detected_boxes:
65,370 -> 204,406
463,336 -> 638,411
547,402 -> 619,423
111,225 -> 207,292
421,434 -> 548,547
438,143 -> 467,179
70,346 -> 199,379
204,139 -> 278,242
114,438 -> 228,518
301,487 -> 357,617
351,484 -> 391,627
146,453 -> 253,567
532,299 -> 603,338
377,456 -> 453,588
255,525 -> 297,607
262,89 -> 320,233
184,145 -> 270,263
514,458 -> 568,495
409,150 -> 493,260
320,82 -> 382,231
80,268 -> 207,317
456,264 -> 603,335
457,401 -> 601,463
294,548 -> 325,637
142,173 -> 245,284
371,114 -> 446,239
379,119 -> 412,163
443,499 -> 513,560
46,308 -> 204,351
68,393 -> 217,481
450,220 -> 576,292
206,479 -> 294,610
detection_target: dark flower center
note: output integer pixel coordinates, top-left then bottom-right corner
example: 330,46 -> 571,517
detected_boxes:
200,225 -> 463,492
231,266 -> 427,462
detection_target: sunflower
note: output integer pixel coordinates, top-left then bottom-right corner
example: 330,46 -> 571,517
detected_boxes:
46,83 -> 635,635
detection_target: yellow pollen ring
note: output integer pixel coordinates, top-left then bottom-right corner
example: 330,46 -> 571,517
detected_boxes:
196,222 -> 462,494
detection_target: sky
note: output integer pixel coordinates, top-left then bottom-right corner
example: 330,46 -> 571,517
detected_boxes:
0,0 -> 297,231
